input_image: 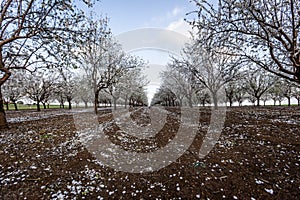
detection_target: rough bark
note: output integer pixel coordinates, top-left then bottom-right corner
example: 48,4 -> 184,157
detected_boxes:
287,97 -> 291,106
67,99 -> 72,110
0,61 -> 11,129
188,98 -> 193,108
256,96 -> 261,106
94,90 -> 99,114
67,97 -> 72,110
37,100 -> 41,112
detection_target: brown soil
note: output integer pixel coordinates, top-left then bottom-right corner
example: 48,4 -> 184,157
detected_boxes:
0,106 -> 299,199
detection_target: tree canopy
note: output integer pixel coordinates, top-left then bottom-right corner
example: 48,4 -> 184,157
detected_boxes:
188,0 -> 300,83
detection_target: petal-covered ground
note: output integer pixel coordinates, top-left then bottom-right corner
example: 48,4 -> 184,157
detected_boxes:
0,106 -> 299,199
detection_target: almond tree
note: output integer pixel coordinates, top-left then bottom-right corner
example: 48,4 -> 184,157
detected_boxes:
54,85 -> 66,109
195,89 -> 211,107
79,17 -> 145,114
2,70 -> 24,110
107,58 -> 147,110
225,82 -> 237,107
189,0 -> 300,83
129,88 -> 148,107
176,43 -> 239,108
292,86 -> 300,106
160,70 -> 185,107
55,69 -> 77,109
280,79 -> 294,106
269,81 -> 285,106
74,75 -> 93,108
245,69 -> 275,106
225,79 -> 248,107
154,85 -> 179,107
161,63 -> 197,107
77,17 -> 122,113
260,93 -> 270,106
234,81 -> 248,106
119,67 -> 148,108
24,70 -> 56,111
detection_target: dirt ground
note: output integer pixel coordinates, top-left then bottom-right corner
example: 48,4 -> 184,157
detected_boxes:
0,106 -> 299,199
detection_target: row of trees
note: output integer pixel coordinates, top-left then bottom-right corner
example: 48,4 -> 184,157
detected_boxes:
2,17 -> 149,111
2,66 -> 148,112
152,0 -> 300,108
224,71 -> 300,106
152,36 -> 300,107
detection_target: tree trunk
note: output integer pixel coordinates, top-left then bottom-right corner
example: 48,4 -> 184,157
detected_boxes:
68,100 -> 72,110
13,102 -> 18,111
0,87 -> 8,129
273,99 -> 276,106
298,98 -> 300,106
94,90 -> 99,114
212,92 -> 218,109
43,102 -> 46,109
84,101 -> 88,108
60,101 -> 65,109
239,101 -> 242,106
113,98 -> 117,110
287,97 -> 291,106
37,100 -> 41,112
179,98 -> 183,107
188,97 -> 193,108
256,96 -> 260,106
5,102 -> 9,111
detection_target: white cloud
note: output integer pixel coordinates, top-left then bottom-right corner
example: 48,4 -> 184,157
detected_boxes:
147,6 -> 185,26
168,6 -> 183,18
166,18 -> 193,37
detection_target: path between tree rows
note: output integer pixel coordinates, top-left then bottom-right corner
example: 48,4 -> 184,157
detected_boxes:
0,106 -> 299,199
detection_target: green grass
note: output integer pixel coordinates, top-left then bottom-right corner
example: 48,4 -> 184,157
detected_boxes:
4,104 -> 63,111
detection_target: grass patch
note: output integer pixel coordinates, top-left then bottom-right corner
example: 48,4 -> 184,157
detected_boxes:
4,104 -> 63,111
